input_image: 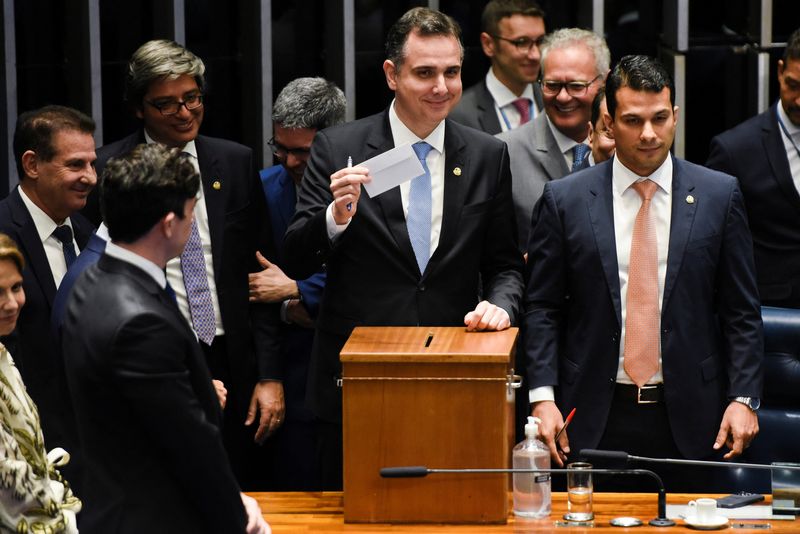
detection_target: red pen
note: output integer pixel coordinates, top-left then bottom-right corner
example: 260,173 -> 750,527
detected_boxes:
554,407 -> 576,447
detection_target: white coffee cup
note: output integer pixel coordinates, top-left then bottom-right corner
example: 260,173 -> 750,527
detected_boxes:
687,498 -> 717,523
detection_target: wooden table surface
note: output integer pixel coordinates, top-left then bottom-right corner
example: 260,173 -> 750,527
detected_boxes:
248,491 -> 795,532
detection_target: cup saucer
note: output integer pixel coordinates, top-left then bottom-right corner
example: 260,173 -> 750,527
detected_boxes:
684,514 -> 729,530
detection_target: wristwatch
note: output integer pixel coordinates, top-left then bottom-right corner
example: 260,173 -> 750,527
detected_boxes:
732,396 -> 761,411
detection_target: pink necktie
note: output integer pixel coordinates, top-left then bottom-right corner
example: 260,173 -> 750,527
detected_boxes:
511,98 -> 531,125
624,179 -> 660,387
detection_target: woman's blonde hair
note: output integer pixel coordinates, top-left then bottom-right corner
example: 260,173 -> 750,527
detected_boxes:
0,233 -> 25,274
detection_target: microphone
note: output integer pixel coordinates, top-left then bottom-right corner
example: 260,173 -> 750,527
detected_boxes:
581,449 -> 800,471
380,465 -> 675,526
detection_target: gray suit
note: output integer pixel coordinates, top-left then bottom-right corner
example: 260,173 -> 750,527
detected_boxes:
497,113 -> 570,251
450,78 -> 544,135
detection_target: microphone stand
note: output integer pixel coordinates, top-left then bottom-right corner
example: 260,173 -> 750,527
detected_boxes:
381,466 -> 676,527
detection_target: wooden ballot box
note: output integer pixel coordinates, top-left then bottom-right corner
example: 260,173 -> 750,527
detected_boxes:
340,326 -> 518,523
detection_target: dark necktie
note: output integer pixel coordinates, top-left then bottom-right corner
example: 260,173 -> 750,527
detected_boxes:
52,225 -> 77,269
572,144 -> 590,172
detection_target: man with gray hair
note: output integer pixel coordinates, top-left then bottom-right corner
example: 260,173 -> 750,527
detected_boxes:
86,39 -> 282,489
498,28 -> 610,252
248,77 -> 345,489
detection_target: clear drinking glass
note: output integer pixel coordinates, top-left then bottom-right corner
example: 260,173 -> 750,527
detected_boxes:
565,462 -> 594,521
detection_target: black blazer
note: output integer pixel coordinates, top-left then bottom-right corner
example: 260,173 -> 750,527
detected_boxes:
707,104 -> 800,307
449,78 -> 544,135
0,186 -> 93,447
62,254 -> 246,533
89,132 -> 281,415
283,111 -> 525,421
523,158 -> 763,459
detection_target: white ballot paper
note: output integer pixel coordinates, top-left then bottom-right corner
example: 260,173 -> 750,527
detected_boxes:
358,143 -> 425,198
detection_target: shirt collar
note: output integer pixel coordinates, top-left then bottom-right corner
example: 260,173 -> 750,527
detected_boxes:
105,241 -> 167,288
143,130 -> 198,159
17,186 -> 72,242
546,115 -> 589,154
777,101 -> 800,139
388,100 -> 446,155
612,153 -> 673,197
485,68 -> 535,108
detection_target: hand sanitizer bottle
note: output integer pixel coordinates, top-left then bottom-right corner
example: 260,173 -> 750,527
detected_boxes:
512,416 -> 551,518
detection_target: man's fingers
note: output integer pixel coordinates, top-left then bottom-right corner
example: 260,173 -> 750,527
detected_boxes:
255,250 -> 271,269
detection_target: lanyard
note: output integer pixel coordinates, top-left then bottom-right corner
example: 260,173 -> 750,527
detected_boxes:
497,105 -> 513,131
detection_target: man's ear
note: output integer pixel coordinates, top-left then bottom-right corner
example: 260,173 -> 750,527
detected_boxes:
20,150 -> 38,180
603,112 -> 614,138
479,32 -> 495,57
587,121 -> 595,143
135,105 -> 145,120
383,59 -> 398,91
161,211 -> 177,238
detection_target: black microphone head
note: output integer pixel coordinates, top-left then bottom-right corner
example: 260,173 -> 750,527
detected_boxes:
380,466 -> 429,478
580,449 -> 631,462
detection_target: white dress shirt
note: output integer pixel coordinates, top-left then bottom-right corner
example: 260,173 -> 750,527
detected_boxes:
326,100 -> 446,261
529,155 -> 673,403
485,69 -> 538,131
777,103 -> 800,194
144,132 -> 225,336
546,116 -> 590,169
17,187 -> 78,288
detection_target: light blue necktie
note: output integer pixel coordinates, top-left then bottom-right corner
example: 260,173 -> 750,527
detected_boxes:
572,143 -> 590,172
408,142 -> 433,274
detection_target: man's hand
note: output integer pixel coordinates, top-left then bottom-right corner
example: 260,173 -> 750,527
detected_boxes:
248,251 -> 298,303
532,401 -> 569,466
713,401 -> 759,459
330,165 -> 370,224
463,300 -> 511,331
212,379 -> 227,409
245,381 -> 285,444
285,299 -> 313,328
240,493 -> 271,534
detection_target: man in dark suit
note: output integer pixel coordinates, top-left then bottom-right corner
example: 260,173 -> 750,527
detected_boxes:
706,28 -> 800,308
283,7 -> 524,489
62,143 -> 268,534
450,0 -> 545,134
85,40 -> 281,487
498,28 -> 610,252
578,87 -> 615,170
0,105 -> 96,478
524,56 -> 763,490
248,77 -> 345,490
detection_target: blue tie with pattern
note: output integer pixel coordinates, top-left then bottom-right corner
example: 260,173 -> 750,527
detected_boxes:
180,217 -> 216,345
572,143 -> 590,171
407,142 -> 433,274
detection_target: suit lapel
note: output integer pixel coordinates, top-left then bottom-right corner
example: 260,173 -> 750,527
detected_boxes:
477,81 -> 501,133
587,166 -> 622,326
662,158 -> 697,312
535,116 -> 570,181
194,136 -> 224,276
763,106 -> 800,208
9,189 -> 57,307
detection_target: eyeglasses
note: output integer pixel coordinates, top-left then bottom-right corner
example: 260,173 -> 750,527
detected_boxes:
491,34 -> 544,53
267,138 -> 311,159
540,75 -> 602,97
145,93 -> 204,116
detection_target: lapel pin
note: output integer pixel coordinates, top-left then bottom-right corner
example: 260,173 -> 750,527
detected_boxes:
453,167 -> 462,176
212,180 -> 222,191
686,195 -> 694,204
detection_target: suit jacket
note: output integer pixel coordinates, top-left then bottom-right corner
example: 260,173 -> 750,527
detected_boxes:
260,165 -> 324,423
706,104 -> 800,307
497,113 -> 571,252
283,111 -> 525,422
449,77 -> 544,135
523,157 -> 763,459
62,254 -> 246,533
51,232 -> 106,332
0,187 -> 93,448
89,132 -> 280,415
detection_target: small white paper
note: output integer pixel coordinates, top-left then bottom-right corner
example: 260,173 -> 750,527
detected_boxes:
357,143 -> 425,198
666,504 -> 777,520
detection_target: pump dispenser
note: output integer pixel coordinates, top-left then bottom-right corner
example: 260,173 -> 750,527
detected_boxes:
512,416 -> 551,517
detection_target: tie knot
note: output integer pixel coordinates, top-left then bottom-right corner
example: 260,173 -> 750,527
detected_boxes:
631,179 -> 658,201
573,144 -> 590,163
413,141 -> 433,162
511,97 -> 531,116
52,225 -> 74,245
